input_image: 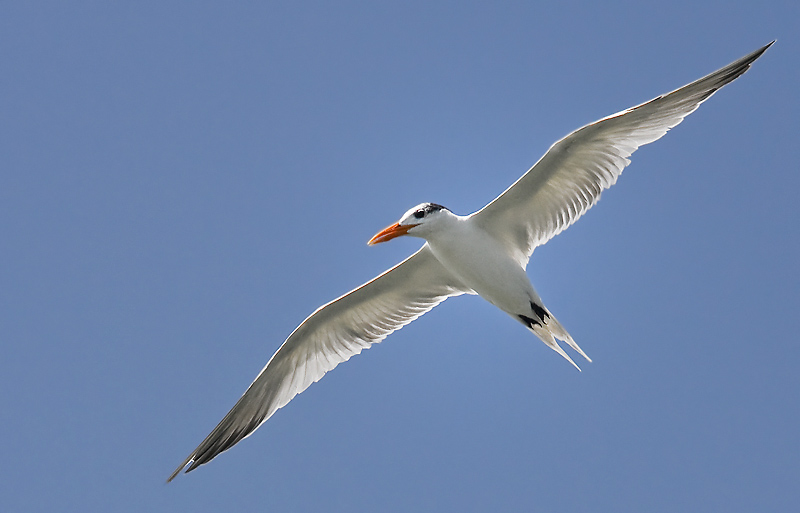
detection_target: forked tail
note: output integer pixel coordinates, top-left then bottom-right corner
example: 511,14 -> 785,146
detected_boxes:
518,301 -> 591,370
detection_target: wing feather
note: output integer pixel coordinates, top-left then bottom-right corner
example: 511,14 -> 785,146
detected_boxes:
168,245 -> 466,481
472,42 -> 772,265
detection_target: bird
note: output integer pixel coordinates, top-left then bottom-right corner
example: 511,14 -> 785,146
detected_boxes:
168,42 -> 772,481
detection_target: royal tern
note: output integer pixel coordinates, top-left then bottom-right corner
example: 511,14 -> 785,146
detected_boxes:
168,42 -> 772,481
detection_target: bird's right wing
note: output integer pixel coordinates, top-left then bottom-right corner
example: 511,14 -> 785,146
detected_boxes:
471,42 -> 772,266
168,244 -> 468,481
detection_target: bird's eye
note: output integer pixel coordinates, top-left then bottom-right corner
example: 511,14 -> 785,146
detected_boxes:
413,210 -> 425,219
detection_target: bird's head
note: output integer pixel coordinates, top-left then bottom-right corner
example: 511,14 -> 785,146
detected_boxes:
368,203 -> 452,245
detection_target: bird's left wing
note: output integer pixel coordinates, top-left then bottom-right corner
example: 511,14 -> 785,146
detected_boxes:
471,42 -> 772,266
168,244 -> 467,481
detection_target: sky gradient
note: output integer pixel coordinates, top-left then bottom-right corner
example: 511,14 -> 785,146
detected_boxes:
2,2 -> 798,512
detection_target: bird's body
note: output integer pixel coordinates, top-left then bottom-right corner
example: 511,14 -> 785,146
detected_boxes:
427,211 -> 530,311
168,42 -> 772,481
420,212 -> 582,363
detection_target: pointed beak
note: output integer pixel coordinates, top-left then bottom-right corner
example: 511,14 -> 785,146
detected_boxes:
368,222 -> 417,245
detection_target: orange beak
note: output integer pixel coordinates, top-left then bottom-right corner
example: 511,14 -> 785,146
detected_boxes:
368,222 -> 417,245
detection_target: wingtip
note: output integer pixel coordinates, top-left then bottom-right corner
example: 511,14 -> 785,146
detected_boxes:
167,457 -> 195,483
166,467 -> 183,483
758,40 -> 775,55
746,41 -> 775,63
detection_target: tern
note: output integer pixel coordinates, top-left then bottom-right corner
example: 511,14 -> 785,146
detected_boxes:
169,42 -> 771,481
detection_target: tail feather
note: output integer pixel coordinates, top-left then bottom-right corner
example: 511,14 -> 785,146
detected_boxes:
547,315 -> 591,363
519,303 -> 590,369
530,323 -> 582,371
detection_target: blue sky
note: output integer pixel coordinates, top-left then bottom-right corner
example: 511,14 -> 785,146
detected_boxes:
2,1 -> 798,512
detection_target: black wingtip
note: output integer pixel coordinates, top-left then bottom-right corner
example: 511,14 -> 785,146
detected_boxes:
757,40 -> 775,56
166,467 -> 183,483
166,457 -> 195,483
745,41 -> 775,64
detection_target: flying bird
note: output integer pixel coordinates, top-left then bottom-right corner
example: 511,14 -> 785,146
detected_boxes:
169,42 -> 772,481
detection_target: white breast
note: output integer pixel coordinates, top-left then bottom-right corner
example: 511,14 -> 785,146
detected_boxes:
426,217 -> 537,315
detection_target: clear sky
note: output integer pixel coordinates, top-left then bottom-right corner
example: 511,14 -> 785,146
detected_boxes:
2,1 -> 797,512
